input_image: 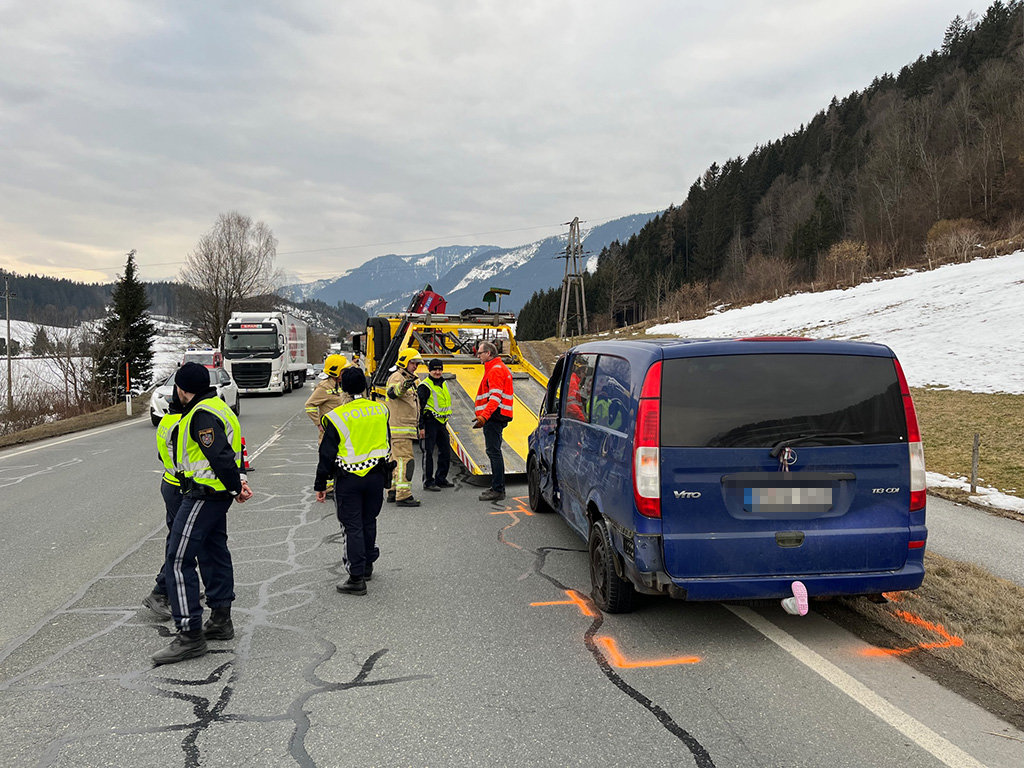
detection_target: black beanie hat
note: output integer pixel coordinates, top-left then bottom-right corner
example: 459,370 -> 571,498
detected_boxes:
340,367 -> 367,395
175,362 -> 211,394
427,358 -> 443,371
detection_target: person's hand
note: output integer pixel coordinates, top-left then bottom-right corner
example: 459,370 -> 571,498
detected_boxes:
315,490 -> 327,503
418,428 -> 426,439
237,481 -> 253,503
472,417 -> 485,429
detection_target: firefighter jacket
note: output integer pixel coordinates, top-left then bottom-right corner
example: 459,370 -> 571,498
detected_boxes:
156,412 -> 182,486
316,397 -> 392,486
418,377 -> 452,426
475,357 -> 514,422
304,377 -> 351,424
176,391 -> 244,496
386,368 -> 420,439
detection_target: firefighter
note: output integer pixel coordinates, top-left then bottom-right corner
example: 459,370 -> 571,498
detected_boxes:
385,347 -> 423,507
418,358 -> 453,491
314,367 -> 393,595
304,354 -> 351,496
151,363 -> 252,666
473,340 -> 513,501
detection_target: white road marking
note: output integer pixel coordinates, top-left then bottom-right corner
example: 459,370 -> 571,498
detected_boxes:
0,418 -> 143,460
726,606 -> 987,768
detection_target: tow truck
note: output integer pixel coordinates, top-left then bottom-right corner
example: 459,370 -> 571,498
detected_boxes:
353,288 -> 548,480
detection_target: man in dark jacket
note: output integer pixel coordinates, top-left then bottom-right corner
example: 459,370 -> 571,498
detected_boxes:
418,359 -> 453,491
151,363 -> 252,666
315,368 -> 392,595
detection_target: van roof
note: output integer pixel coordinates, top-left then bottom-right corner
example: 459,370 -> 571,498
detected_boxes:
570,337 -> 895,359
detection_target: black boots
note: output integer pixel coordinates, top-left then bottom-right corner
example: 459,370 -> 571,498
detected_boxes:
142,591 -> 172,621
203,606 -> 235,640
152,630 -> 207,665
336,576 -> 367,595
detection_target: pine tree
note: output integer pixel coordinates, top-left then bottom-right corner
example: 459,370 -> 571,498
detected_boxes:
94,251 -> 156,402
31,326 -> 51,355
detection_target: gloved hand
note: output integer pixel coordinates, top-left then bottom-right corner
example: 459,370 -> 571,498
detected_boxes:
472,417 -> 485,429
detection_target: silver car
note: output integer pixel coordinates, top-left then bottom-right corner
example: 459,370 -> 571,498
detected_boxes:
149,368 -> 241,426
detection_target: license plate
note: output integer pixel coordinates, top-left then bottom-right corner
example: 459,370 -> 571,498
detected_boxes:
745,487 -> 832,514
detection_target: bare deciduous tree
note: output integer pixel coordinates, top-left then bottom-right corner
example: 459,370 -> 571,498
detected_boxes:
179,212 -> 282,346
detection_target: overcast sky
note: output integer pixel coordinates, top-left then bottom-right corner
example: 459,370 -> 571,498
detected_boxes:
0,0 -> 974,286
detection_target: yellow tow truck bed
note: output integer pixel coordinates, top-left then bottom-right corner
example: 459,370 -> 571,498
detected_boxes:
361,313 -> 548,479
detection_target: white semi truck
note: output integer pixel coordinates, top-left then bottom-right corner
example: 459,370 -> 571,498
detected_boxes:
221,311 -> 308,395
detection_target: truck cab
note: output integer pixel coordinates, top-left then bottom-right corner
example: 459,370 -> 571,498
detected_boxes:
221,311 -> 308,395
527,338 -> 927,612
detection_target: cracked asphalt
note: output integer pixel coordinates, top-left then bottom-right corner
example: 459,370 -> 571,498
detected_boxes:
1,393 -> 1022,767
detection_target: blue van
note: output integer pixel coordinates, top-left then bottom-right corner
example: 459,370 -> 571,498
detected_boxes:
526,338 -> 927,612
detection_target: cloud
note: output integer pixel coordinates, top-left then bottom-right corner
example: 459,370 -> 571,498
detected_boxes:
0,0 -> 968,284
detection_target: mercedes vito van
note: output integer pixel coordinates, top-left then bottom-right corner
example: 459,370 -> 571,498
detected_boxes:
527,338 -> 926,612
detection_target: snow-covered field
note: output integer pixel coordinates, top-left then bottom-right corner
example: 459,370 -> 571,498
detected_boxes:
0,316 -> 195,399
648,251 -> 1024,513
649,251 -> 1024,395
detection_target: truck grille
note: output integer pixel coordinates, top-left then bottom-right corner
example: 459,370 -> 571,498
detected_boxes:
231,362 -> 271,389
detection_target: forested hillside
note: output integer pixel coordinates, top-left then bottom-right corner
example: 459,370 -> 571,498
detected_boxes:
519,1 -> 1024,340
0,272 -> 363,336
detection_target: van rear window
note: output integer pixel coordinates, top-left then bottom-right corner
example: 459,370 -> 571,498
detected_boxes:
660,354 -> 907,448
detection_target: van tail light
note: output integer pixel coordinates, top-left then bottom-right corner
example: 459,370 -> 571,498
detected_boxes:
893,359 -> 926,512
633,362 -> 662,518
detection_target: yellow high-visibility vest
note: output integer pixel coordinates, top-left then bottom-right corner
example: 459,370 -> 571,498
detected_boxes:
177,397 -> 241,492
322,398 -> 391,476
157,412 -> 182,486
423,378 -> 452,423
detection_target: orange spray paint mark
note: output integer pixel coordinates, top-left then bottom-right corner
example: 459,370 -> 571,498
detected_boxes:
596,636 -> 701,668
530,590 -> 597,618
862,607 -> 964,657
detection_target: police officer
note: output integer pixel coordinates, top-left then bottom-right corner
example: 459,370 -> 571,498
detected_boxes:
151,362 -> 252,666
142,388 -> 211,620
385,348 -> 423,507
315,367 -> 392,595
418,359 -> 453,491
304,354 -> 351,496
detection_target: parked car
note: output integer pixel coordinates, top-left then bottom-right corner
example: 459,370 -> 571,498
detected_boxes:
181,347 -> 224,369
527,337 -> 927,612
149,367 -> 241,426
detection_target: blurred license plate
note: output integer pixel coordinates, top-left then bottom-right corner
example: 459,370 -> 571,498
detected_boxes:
745,487 -> 832,514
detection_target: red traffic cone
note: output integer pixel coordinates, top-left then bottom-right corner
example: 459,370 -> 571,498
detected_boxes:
241,437 -> 254,472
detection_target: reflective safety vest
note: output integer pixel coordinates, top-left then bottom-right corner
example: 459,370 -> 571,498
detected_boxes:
177,397 -> 242,492
322,398 -> 391,476
474,357 -> 514,421
157,413 -> 182,486
423,378 -> 452,423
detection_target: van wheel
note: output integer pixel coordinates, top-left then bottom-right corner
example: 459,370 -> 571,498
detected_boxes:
527,456 -> 553,513
589,519 -> 636,613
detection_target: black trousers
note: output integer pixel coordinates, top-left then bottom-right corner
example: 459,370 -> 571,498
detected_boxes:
155,480 -> 211,594
421,415 -> 451,486
483,417 -> 508,492
165,495 -> 234,633
335,468 -> 386,579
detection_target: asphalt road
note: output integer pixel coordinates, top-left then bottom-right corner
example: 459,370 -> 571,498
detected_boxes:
1,392 -> 1022,767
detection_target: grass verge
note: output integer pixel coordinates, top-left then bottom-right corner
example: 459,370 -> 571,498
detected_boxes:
826,551 -> 1024,729
912,387 -> 1024,499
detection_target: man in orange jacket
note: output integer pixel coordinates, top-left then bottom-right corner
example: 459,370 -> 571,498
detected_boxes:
472,340 -> 513,501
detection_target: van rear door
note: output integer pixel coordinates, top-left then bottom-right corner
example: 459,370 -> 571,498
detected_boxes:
657,351 -> 912,579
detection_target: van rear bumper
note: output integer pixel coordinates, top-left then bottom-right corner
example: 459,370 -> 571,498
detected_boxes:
657,560 -> 925,602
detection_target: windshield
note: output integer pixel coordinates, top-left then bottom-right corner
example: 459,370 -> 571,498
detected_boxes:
183,352 -> 215,364
660,354 -> 907,448
224,330 -> 278,353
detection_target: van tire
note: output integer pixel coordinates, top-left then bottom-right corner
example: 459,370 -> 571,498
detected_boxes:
589,519 -> 636,613
527,456 -> 553,513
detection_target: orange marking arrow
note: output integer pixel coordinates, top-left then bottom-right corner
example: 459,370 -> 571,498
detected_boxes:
596,636 -> 701,668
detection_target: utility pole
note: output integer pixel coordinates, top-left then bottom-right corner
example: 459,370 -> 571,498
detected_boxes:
557,217 -> 588,339
2,271 -> 15,412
